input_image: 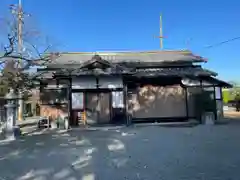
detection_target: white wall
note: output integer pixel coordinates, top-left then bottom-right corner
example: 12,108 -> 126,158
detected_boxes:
181,78 -> 214,86
46,80 -> 57,88
72,77 -> 96,89
98,77 -> 123,89
72,76 -> 123,89
45,79 -> 68,89
181,79 -> 200,86
215,87 -> 222,99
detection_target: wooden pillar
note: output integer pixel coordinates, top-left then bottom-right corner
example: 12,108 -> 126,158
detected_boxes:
39,81 -> 43,117
109,90 -> 113,122
199,79 -> 203,123
123,81 -> 130,126
68,77 -> 72,127
213,85 -> 217,120
220,86 -> 223,100
96,76 -> 100,123
184,87 -> 189,120
219,86 -> 224,118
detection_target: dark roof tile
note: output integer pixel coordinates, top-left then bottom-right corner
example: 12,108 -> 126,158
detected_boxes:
135,67 -> 214,77
44,50 -> 206,65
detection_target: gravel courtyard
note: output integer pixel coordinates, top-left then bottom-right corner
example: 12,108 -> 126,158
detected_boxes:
0,122 -> 240,180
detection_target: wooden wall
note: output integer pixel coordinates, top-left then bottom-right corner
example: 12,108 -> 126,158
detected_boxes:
127,85 -> 187,119
40,104 -> 68,121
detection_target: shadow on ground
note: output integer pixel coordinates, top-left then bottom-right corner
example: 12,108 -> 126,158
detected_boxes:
0,127 -> 137,180
1,120 -> 240,180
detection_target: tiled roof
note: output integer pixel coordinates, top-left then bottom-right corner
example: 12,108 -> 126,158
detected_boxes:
36,66 -> 215,78
135,67 -> 215,77
200,76 -> 232,88
44,50 -> 207,65
32,71 -> 55,79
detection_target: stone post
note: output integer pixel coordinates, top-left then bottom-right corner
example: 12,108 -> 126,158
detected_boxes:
64,116 -> 69,130
202,112 -> 215,125
4,89 -> 21,140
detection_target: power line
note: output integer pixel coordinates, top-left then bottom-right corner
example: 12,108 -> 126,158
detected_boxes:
205,36 -> 240,49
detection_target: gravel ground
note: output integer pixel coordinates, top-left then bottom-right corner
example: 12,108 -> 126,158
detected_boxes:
224,111 -> 240,118
0,122 -> 240,180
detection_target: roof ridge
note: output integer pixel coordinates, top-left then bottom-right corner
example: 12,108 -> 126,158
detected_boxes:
59,50 -> 192,55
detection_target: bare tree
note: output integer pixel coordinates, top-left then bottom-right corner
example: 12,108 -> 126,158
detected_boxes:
0,5 -> 59,93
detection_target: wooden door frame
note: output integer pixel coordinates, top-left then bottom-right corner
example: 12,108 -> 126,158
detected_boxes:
71,88 -> 125,125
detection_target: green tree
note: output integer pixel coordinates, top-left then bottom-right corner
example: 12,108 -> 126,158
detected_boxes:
222,81 -> 240,103
222,90 -> 230,104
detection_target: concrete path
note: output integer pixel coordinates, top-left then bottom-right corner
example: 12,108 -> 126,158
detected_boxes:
0,122 -> 240,180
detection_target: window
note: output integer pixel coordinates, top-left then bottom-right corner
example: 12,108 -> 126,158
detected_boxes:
112,91 -> 124,108
72,92 -> 84,109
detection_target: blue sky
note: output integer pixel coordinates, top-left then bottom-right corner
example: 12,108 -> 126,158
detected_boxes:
0,0 -> 240,81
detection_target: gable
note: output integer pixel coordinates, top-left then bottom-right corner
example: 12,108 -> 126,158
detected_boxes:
80,55 -> 114,69
53,55 -> 132,76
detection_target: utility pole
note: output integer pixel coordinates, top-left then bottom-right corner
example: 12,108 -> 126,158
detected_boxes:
17,0 -> 23,122
18,0 -> 23,63
155,14 -> 165,50
10,0 -> 24,59
159,14 -> 163,49
10,0 -> 25,121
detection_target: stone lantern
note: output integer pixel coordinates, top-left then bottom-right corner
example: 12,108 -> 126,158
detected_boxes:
4,88 -> 21,140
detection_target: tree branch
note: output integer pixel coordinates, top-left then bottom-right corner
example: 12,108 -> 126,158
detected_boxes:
0,9 -> 60,93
